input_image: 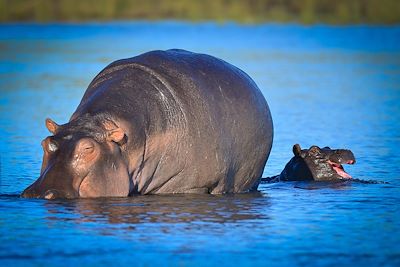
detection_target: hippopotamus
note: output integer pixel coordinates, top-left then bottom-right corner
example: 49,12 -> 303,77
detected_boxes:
262,144 -> 355,182
21,49 -> 273,199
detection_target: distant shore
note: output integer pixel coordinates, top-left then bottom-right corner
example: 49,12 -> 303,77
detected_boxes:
1,0 -> 400,24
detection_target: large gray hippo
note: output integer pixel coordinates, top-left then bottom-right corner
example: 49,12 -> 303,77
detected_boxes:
22,49 -> 273,199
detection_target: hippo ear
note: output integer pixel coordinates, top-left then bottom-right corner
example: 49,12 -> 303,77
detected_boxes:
45,118 -> 59,134
108,129 -> 126,144
293,144 -> 302,157
103,120 -> 126,145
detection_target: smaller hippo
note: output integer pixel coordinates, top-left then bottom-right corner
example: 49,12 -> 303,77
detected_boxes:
263,144 -> 356,182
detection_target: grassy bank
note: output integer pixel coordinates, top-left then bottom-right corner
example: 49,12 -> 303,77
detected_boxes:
1,0 -> 400,24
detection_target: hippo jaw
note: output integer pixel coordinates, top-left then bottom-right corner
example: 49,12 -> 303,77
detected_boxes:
327,159 -> 355,179
21,182 -> 79,199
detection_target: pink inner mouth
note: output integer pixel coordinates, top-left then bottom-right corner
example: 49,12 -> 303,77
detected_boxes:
327,160 -> 352,179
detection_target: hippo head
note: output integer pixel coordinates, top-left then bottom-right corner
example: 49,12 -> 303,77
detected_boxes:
21,115 -> 131,199
292,144 -> 356,181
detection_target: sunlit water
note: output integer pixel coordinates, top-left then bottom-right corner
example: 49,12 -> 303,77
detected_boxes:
0,22 -> 399,266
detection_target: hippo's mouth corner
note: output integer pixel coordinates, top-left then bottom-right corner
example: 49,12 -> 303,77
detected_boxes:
327,160 -> 355,179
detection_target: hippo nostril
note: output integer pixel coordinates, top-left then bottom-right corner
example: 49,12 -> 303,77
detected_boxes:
347,160 -> 355,164
43,190 -> 58,200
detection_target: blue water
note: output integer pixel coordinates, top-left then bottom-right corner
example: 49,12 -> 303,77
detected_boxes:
1,22 -> 400,266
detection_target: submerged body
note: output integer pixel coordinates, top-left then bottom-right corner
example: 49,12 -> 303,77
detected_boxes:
22,49 -> 273,199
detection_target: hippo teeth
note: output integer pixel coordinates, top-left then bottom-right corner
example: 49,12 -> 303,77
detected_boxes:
327,160 -> 352,179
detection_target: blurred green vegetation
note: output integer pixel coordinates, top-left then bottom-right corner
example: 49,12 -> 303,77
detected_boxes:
0,0 -> 399,24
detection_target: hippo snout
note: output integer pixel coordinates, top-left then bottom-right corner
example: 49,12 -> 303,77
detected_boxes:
21,185 -> 38,198
21,187 -> 72,199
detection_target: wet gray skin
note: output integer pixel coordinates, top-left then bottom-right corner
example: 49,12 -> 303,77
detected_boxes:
279,144 -> 356,181
21,49 -> 273,199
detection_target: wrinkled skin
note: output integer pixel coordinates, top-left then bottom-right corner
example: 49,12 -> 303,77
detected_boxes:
21,49 -> 273,199
279,144 -> 356,181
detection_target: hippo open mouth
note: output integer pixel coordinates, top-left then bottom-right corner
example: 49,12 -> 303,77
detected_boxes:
327,160 -> 355,179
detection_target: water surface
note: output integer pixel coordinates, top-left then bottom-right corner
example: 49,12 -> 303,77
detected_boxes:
0,22 -> 400,266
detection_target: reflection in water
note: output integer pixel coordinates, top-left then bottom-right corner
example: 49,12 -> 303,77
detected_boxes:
44,192 -> 271,226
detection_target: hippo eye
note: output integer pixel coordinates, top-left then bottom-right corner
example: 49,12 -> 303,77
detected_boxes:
76,138 -> 96,155
83,145 -> 94,154
48,142 -> 58,152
